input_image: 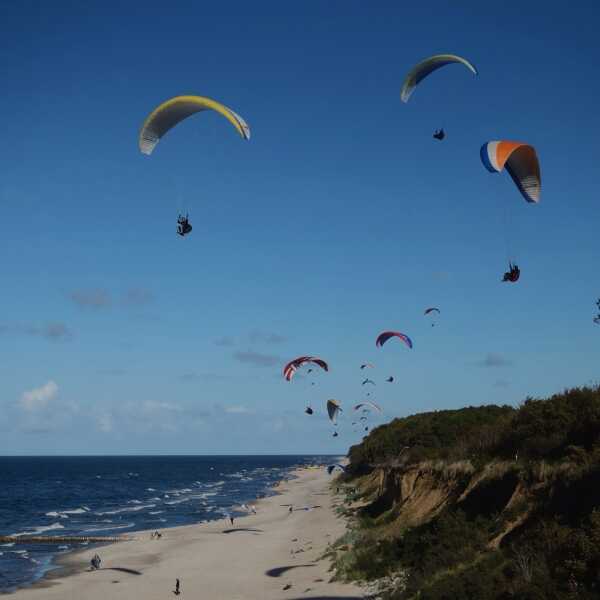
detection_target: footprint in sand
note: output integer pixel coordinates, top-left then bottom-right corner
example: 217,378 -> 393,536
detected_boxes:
283,583 -> 292,590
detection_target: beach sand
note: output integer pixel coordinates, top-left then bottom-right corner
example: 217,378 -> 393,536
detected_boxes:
12,467 -> 362,599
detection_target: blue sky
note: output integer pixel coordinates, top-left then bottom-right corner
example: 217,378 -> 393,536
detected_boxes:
1,1 -> 598,454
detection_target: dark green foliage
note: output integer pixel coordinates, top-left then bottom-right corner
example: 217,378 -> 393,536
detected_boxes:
348,386 -> 600,473
499,387 -> 600,460
347,404 -> 514,472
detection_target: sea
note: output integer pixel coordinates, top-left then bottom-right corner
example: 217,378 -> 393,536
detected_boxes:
0,455 -> 337,592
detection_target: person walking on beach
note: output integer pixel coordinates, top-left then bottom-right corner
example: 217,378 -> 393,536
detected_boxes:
229,515 -> 234,526
174,578 -> 181,595
288,505 -> 293,514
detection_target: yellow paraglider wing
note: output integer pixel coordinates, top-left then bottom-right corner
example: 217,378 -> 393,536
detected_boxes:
139,95 -> 250,155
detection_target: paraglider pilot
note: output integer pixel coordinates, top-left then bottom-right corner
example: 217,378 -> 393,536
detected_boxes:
433,128 -> 445,141
502,261 -> 520,283
177,214 -> 192,237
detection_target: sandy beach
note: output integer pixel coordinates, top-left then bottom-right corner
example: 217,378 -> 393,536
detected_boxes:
11,467 -> 362,599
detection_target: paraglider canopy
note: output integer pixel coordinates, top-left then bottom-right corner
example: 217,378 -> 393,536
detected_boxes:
139,95 -> 250,155
326,399 -> 342,424
401,54 -> 478,103
327,464 -> 346,475
480,141 -> 541,203
353,401 -> 382,413
283,356 -> 329,381
376,331 -> 413,349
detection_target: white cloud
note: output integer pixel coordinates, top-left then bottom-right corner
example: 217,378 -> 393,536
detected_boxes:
97,413 -> 113,433
225,405 -> 252,414
142,401 -> 183,414
20,381 -> 59,412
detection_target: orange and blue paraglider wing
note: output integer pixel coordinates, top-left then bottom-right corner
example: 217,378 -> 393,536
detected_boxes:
480,141 -> 541,203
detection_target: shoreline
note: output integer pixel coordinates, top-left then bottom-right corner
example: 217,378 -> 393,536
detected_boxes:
2,462 -> 307,594
7,466 -> 362,599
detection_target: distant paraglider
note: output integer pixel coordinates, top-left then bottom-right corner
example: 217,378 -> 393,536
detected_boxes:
362,378 -> 376,386
594,299 -> 600,324
400,54 -> 478,103
353,402 -> 382,413
283,356 -> 328,415
283,356 -> 329,382
424,307 -> 441,326
386,376 -> 394,383
376,331 -> 413,349
433,129 -> 445,141
360,363 -> 375,370
327,399 -> 342,424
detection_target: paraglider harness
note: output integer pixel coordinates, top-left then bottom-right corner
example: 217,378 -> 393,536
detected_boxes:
433,128 -> 445,141
502,262 -> 520,283
177,214 -> 192,237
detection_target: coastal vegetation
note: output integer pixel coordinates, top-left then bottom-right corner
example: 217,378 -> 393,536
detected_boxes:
332,385 -> 600,599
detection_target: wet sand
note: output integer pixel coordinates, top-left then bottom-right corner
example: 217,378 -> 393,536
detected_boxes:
10,467 -> 362,599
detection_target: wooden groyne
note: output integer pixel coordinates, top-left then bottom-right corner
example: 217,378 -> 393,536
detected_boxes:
0,535 -> 132,545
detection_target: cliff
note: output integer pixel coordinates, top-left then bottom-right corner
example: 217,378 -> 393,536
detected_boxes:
331,386 -> 600,600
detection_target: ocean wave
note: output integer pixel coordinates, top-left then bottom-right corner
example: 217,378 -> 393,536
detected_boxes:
146,488 -> 156,492
96,504 -> 156,515
149,511 -> 164,515
128,499 -> 142,504
0,543 -> 15,547
207,480 -> 225,487
164,498 -> 189,505
45,507 -> 88,519
83,523 -> 134,533
13,522 -> 65,537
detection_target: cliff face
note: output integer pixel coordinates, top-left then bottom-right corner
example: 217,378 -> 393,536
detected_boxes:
359,460 -> 539,546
